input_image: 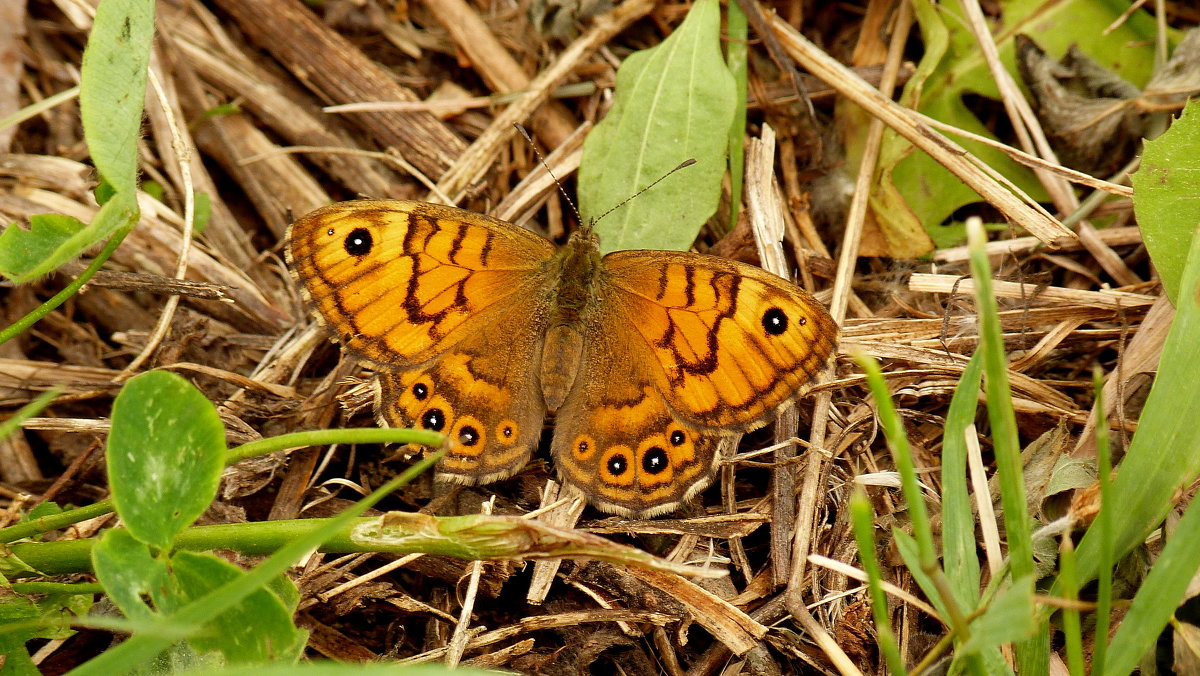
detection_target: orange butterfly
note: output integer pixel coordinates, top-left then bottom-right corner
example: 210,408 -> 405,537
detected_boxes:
287,200 -> 837,517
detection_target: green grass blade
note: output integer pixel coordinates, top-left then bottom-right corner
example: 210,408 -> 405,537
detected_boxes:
850,486 -> 906,675
941,351 -> 984,608
1069,117 -> 1200,589
966,218 -> 1043,674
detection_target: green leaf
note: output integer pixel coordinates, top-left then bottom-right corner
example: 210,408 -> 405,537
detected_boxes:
26,591 -> 93,642
889,0 -> 1157,231
91,529 -> 172,621
0,0 -> 152,283
107,371 -> 225,550
960,576 -> 1038,654
577,0 -> 735,253
0,214 -> 86,281
1069,206 -> 1200,581
725,0 -> 748,227
0,190 -> 138,283
1104,493 -> 1200,676
0,590 -> 40,675
67,456 -> 441,674
80,0 -> 155,194
892,530 -> 950,620
172,552 -> 306,664
193,192 -> 212,235
941,351 -> 983,608
1131,99 -> 1200,304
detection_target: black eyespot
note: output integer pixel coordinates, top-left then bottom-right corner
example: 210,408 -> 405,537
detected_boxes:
669,430 -> 686,446
502,426 -> 514,438
798,316 -> 808,326
762,307 -> 788,335
326,228 -> 335,236
607,454 -> 628,476
578,439 -> 589,453
344,228 -> 373,256
412,383 -> 429,400
458,425 -> 480,446
420,408 -> 445,431
642,447 -> 668,474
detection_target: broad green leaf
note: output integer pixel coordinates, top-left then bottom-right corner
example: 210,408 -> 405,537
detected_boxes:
31,591 -> 93,641
107,371 -> 225,550
67,456 -> 441,674
80,0 -> 154,194
172,552 -> 306,664
725,0 -> 748,227
0,176 -> 138,283
578,0 -> 735,253
91,529 -> 171,621
0,590 -> 40,675
1069,175 -> 1200,595
0,215 -> 85,281
0,0 -> 152,282
889,0 -> 1157,234
1131,99 -> 1200,304
960,576 -> 1038,654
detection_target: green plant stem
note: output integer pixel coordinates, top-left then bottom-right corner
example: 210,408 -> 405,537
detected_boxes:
0,500 -> 113,544
0,427 -> 444,544
1058,535 -> 1085,675
0,230 -> 128,347
225,428 -> 443,463
1092,367 -> 1114,673
849,486 -> 905,675
10,581 -> 105,595
9,519 -> 362,574
12,508 -> 609,575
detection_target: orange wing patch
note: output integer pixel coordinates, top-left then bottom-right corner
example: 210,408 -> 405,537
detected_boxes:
603,250 -> 838,429
287,200 -> 554,367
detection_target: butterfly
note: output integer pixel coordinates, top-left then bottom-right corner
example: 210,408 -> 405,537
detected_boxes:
286,199 -> 838,517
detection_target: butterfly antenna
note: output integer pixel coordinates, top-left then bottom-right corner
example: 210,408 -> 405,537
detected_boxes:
593,158 -> 697,225
514,123 -> 584,226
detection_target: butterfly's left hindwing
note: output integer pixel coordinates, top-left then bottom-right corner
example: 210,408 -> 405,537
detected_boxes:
375,302 -> 549,484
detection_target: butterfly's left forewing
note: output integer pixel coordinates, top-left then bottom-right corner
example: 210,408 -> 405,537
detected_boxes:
287,200 -> 556,367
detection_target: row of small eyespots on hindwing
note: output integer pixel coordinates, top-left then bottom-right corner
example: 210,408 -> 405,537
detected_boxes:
570,425 -> 696,484
398,374 -> 523,456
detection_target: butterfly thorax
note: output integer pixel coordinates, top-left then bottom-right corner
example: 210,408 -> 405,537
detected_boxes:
539,226 -> 604,412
